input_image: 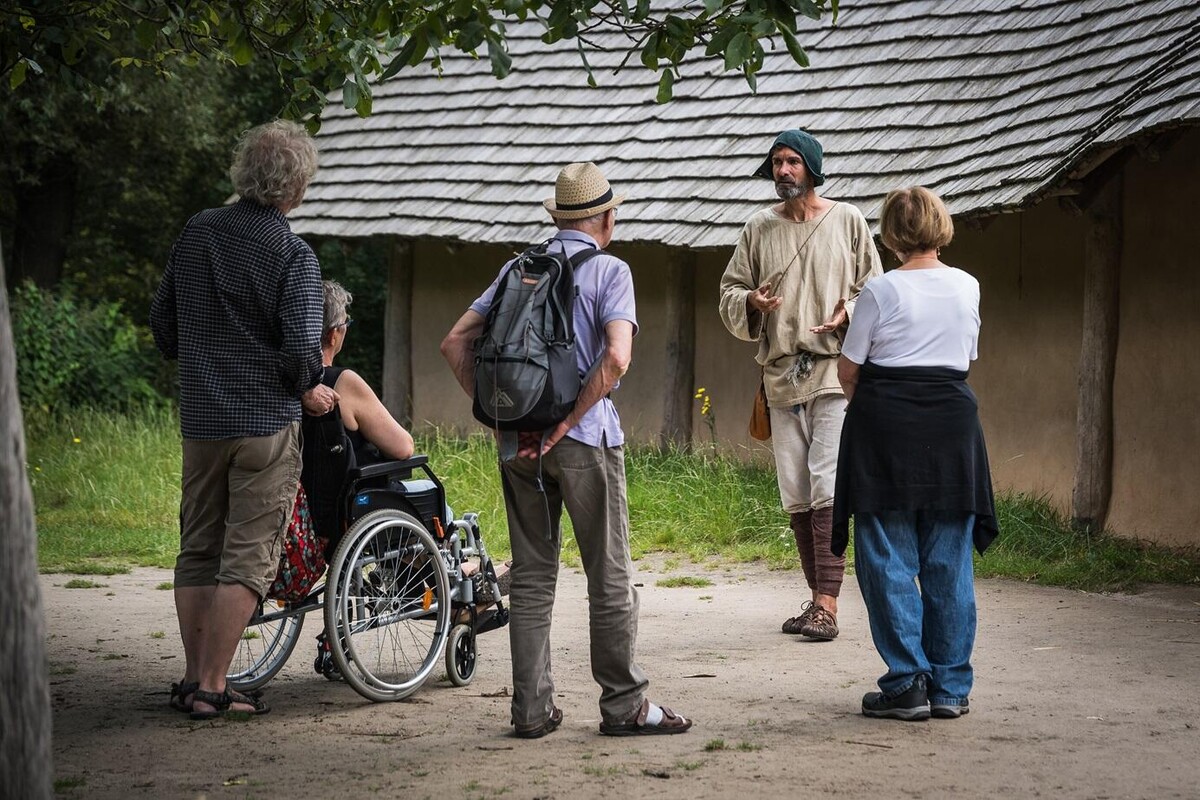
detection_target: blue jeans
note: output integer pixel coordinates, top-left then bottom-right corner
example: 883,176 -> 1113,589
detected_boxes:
853,510 -> 976,707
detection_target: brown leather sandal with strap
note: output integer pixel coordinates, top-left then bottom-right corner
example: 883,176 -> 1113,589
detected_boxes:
799,605 -> 839,640
781,600 -> 817,634
599,699 -> 692,736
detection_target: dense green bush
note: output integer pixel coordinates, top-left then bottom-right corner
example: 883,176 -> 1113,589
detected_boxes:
11,282 -> 162,411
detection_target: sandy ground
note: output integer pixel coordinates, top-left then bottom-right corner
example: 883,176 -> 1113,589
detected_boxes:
45,561 -> 1200,800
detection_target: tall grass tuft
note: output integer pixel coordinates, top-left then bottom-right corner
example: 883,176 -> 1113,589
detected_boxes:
624,446 -> 795,566
982,492 -> 1200,591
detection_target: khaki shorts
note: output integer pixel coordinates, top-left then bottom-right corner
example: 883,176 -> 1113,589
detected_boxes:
175,423 -> 301,598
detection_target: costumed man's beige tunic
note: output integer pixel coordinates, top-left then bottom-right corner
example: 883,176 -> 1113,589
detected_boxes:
719,202 -> 883,407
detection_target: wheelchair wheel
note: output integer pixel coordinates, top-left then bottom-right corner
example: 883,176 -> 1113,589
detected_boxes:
325,508 -> 451,702
445,623 -> 477,687
227,602 -> 304,692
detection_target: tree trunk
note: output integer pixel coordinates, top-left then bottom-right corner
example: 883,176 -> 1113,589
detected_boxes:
660,250 -> 696,450
9,154 -> 77,291
0,234 -> 53,799
1071,172 -> 1123,532
382,239 -> 414,428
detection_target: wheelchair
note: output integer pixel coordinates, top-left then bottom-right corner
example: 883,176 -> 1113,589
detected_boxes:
225,455 -> 508,703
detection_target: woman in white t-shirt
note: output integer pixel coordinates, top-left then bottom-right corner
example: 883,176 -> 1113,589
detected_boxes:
832,187 -> 998,722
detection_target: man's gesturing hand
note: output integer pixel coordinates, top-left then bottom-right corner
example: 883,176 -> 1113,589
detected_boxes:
748,280 -> 783,315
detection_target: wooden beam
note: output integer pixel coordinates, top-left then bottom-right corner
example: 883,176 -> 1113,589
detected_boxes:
382,238 -> 414,428
660,249 -> 696,450
1071,172 -> 1122,532
0,235 -> 54,799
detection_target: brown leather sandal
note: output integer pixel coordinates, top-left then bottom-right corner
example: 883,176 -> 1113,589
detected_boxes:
799,606 -> 839,640
599,699 -> 692,736
781,600 -> 817,634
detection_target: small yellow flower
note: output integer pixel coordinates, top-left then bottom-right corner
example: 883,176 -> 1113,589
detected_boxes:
72,437 -> 81,444
35,466 -> 41,472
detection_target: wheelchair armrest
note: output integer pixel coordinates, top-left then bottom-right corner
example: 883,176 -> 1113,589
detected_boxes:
349,455 -> 428,481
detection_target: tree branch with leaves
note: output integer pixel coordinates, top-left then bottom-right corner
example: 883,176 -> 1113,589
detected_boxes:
2,0 -> 837,118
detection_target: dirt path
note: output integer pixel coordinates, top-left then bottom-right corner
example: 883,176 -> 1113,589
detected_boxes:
45,561 -> 1200,799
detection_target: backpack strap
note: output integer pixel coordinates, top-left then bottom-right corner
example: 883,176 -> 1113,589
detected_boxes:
545,245 -> 604,343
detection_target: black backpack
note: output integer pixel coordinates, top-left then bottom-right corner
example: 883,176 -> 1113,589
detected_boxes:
472,239 -> 602,431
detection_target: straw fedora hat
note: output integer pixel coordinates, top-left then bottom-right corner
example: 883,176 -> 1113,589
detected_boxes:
543,162 -> 628,220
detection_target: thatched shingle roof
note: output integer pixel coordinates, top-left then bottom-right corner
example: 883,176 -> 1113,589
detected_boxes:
291,0 -> 1200,248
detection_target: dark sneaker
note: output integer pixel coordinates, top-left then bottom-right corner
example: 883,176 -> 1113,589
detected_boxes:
514,706 -> 563,739
931,698 -> 970,719
862,676 -> 930,721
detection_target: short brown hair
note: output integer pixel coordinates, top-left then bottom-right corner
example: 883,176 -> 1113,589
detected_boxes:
880,186 -> 954,256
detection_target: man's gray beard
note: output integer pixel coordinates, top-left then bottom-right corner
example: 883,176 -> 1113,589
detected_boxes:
775,180 -> 811,201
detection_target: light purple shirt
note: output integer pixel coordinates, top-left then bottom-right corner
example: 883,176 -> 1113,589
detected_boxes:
469,230 -> 638,448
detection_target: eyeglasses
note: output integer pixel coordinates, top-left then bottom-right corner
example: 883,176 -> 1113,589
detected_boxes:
330,318 -> 353,331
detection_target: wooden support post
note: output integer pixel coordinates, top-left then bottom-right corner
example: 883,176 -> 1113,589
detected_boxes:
1071,173 -> 1122,532
382,239 -> 414,428
660,250 -> 696,450
0,236 -> 53,799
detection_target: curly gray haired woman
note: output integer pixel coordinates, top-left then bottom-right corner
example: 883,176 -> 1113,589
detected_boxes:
230,120 -> 318,211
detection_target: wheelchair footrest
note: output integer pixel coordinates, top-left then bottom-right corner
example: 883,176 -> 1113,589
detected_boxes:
475,607 -> 509,635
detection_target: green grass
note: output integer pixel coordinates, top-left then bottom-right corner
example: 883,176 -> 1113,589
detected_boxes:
27,406 -> 183,570
980,492 -> 1200,591
62,579 -> 105,589
657,576 -> 714,588
25,407 -> 1200,592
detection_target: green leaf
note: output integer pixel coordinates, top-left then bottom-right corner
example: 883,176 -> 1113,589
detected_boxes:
487,38 -> 512,78
744,66 -> 758,93
704,25 -> 736,57
640,32 -> 659,70
724,31 -> 752,70
664,15 -> 689,41
703,0 -> 724,13
134,19 -> 159,49
576,36 -> 598,87
656,69 -> 675,104
355,90 -> 373,117
779,26 -> 809,67
547,1 -> 572,30
229,33 -> 255,66
9,59 -> 27,90
342,78 -> 360,110
794,0 -> 822,21
456,20 -> 487,51
633,0 -> 651,22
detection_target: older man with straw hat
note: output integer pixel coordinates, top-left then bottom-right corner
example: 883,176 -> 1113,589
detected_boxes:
442,162 -> 692,739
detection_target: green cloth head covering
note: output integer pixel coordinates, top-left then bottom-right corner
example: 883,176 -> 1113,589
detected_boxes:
753,129 -> 825,186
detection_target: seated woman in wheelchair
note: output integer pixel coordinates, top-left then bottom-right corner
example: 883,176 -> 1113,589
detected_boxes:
314,280 -> 413,465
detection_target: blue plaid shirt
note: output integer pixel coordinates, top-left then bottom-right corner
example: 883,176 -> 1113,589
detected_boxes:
151,199 -> 324,440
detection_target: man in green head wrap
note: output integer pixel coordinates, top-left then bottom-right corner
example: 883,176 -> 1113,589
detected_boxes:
718,129 -> 882,641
